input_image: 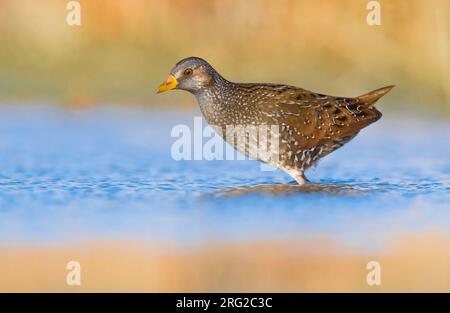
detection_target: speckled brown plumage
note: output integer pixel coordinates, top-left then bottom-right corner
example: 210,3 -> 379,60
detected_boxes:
158,57 -> 394,184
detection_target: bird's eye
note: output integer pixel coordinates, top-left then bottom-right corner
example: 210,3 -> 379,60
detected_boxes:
183,68 -> 193,76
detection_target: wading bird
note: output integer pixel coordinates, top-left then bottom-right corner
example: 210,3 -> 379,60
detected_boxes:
158,57 -> 393,185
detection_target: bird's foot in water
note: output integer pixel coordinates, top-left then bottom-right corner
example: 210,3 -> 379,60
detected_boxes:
285,169 -> 310,186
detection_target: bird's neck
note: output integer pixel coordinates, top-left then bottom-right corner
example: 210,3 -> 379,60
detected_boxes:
194,75 -> 236,123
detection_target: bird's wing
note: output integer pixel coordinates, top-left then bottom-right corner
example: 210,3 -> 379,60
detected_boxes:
256,85 -> 382,150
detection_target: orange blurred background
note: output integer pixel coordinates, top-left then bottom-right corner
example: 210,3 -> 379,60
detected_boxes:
1,232 -> 450,292
0,0 -> 449,115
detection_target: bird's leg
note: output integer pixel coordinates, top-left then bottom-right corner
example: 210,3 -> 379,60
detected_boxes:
294,172 -> 310,186
285,169 -> 310,185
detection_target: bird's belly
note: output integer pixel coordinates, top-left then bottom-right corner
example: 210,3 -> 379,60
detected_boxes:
200,100 -> 359,171
206,122 -> 281,166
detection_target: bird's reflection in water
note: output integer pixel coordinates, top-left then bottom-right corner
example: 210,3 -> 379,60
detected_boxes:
216,182 -> 366,197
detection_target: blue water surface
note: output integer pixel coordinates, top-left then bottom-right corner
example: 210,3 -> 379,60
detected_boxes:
0,105 -> 449,250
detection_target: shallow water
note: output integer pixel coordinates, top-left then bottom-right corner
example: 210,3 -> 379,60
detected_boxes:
0,105 -> 449,251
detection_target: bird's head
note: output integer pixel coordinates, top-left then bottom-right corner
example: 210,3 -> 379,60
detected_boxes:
157,57 -> 218,94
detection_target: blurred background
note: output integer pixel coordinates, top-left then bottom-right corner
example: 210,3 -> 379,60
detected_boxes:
0,0 -> 449,115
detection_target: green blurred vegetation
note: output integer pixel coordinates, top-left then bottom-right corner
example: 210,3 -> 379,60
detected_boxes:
0,0 -> 449,115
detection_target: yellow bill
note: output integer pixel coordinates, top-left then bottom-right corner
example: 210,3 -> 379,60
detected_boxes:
157,74 -> 178,93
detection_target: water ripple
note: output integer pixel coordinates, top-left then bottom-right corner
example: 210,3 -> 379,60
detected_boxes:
0,106 -> 449,248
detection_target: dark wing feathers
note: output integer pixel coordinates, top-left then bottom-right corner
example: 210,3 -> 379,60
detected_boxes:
255,85 -> 392,154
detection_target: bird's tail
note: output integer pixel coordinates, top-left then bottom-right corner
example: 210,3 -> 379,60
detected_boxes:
357,85 -> 395,105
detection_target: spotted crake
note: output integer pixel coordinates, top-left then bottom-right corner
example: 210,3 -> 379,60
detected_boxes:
158,57 -> 393,184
